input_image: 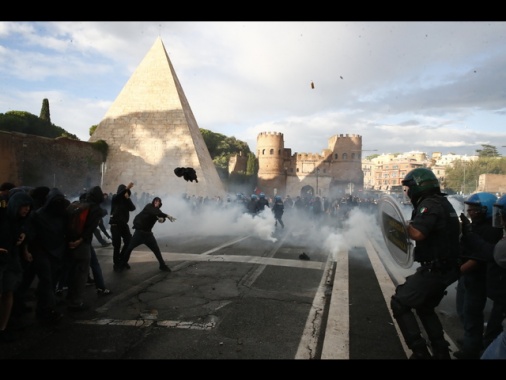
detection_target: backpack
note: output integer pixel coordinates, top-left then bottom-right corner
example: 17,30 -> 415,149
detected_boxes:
66,201 -> 91,241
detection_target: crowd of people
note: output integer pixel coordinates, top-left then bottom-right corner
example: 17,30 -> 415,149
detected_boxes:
1,177 -> 505,360
0,181 -> 175,343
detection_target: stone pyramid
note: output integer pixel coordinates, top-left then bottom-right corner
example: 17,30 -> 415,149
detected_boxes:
89,37 -> 226,199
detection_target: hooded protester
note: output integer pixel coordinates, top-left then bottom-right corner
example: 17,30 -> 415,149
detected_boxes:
116,196 -> 175,272
109,182 -> 136,272
13,185 -> 51,318
26,188 -> 69,323
0,191 -> 33,342
65,185 -> 105,312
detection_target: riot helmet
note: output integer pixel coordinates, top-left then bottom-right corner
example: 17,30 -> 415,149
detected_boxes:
259,192 -> 266,199
274,195 -> 282,201
251,194 -> 258,200
464,192 -> 497,220
492,194 -> 506,229
401,168 -> 440,202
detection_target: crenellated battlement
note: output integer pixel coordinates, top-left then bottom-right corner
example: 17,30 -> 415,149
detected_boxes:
257,131 -> 284,139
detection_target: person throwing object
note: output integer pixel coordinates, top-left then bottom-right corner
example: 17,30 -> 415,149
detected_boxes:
116,197 -> 175,272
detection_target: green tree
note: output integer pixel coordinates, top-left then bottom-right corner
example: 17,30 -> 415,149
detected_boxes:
476,144 -> 500,157
39,98 -> 51,124
200,128 -> 251,171
90,125 -> 98,136
246,152 -> 258,176
0,111 -> 78,140
444,156 -> 506,194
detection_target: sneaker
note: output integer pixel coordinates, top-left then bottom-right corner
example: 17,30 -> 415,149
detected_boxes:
159,265 -> 171,272
124,263 -> 131,269
86,276 -> 95,286
96,288 -> 112,296
67,303 -> 90,312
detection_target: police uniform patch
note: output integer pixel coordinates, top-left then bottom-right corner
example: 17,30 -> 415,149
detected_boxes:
419,206 -> 429,214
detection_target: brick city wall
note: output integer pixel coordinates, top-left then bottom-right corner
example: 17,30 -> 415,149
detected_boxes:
0,130 -> 103,198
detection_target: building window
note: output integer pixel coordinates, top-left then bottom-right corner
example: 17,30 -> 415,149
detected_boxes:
334,153 -> 338,159
262,149 -> 265,155
351,153 -> 355,160
270,149 -> 274,155
342,153 -> 348,160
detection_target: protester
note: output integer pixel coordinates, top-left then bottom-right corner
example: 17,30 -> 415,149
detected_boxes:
25,188 -> 69,324
0,191 -> 33,342
272,195 -> 285,228
89,246 -> 111,296
93,215 -> 111,247
12,186 -> 51,318
116,196 -> 174,272
390,168 -> 460,359
109,182 -> 136,272
65,186 -> 106,312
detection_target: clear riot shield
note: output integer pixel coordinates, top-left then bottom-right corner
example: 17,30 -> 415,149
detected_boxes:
377,195 -> 415,269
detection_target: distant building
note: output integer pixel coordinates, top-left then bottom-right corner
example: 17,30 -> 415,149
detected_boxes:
362,152 -> 483,194
254,132 -> 363,199
477,174 -> 506,196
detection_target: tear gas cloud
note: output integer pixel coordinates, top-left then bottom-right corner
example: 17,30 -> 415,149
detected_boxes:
150,193 -> 388,260
123,190 -> 465,317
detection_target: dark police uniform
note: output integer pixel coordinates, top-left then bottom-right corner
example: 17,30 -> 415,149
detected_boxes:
391,193 -> 460,359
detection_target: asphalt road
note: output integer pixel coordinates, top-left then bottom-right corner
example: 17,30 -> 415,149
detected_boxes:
0,207 -> 467,360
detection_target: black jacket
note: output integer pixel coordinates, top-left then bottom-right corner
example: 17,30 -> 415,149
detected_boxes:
80,186 -> 106,244
27,188 -> 69,259
132,198 -> 168,232
0,191 -> 33,270
109,184 -> 136,225
461,232 -> 506,302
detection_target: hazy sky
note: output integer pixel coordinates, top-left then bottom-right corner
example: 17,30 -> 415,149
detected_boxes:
1,21 -> 506,156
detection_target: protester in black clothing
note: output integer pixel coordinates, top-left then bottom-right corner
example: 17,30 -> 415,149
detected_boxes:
0,191 -> 32,342
93,212 -> 111,247
12,186 -> 50,317
101,192 -> 112,225
272,195 -> 285,228
117,196 -> 174,272
390,168 -> 460,360
26,188 -> 69,323
66,186 -> 105,312
109,182 -> 136,272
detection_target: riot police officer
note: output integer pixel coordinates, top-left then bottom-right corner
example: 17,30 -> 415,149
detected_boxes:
455,192 -> 502,359
390,168 -> 461,359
